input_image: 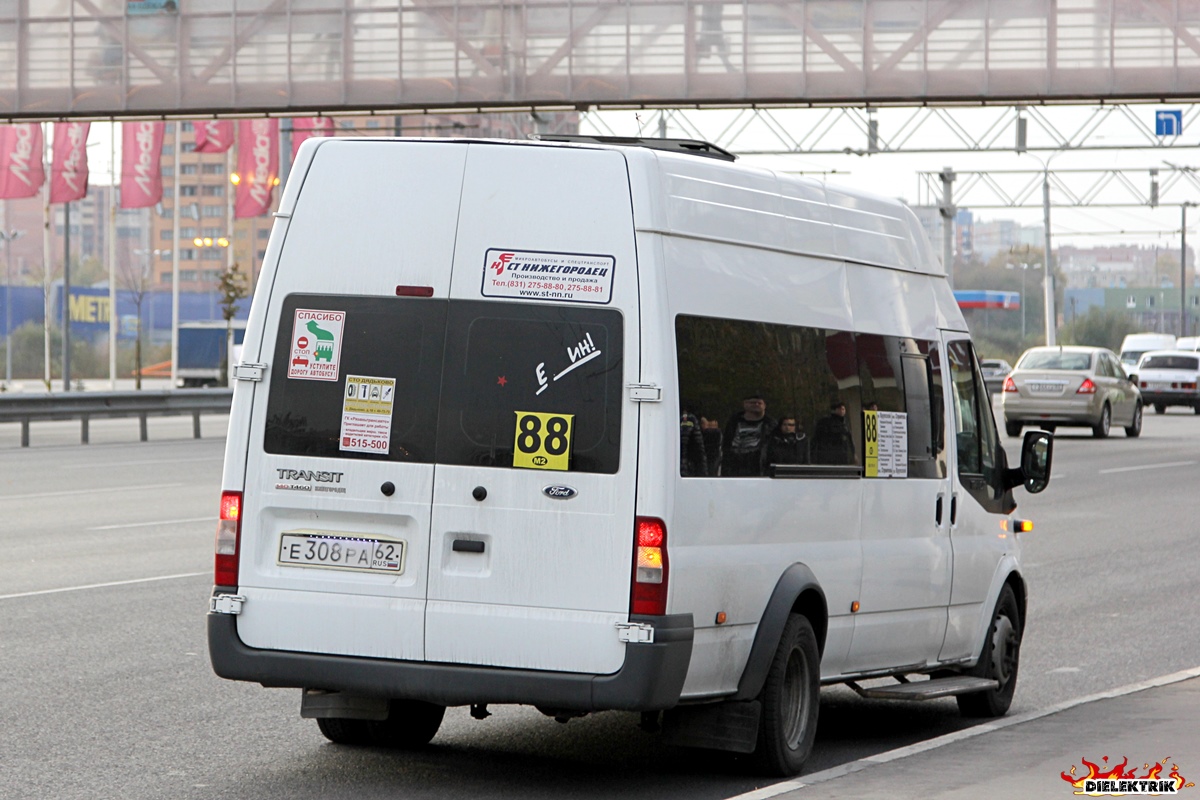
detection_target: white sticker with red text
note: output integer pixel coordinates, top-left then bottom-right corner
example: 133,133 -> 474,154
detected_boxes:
481,249 -> 614,304
287,309 -> 345,381
339,375 -> 395,454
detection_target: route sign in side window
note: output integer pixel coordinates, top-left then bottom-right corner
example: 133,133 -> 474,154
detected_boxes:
263,294 -> 445,462
437,301 -> 624,474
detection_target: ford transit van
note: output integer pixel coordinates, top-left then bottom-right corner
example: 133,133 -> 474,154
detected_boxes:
208,136 -> 1052,776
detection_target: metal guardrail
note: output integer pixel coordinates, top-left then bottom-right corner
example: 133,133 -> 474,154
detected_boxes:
0,389 -> 233,447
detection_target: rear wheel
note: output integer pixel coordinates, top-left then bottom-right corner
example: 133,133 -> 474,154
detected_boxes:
316,700 -> 446,748
1194,404 -> 1200,415
957,584 -> 1022,718
1124,403 -> 1143,438
1092,404 -> 1111,439
753,614 -> 820,777
1154,403 -> 1166,415
1004,421 -> 1022,438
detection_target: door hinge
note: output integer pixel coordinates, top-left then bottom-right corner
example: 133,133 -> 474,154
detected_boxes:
627,383 -> 662,402
209,594 -> 246,615
616,621 -> 655,643
233,362 -> 266,382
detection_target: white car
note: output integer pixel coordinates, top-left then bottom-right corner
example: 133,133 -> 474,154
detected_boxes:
1135,350 -> 1200,414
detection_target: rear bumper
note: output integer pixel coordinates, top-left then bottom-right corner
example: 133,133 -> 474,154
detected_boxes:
1140,391 -> 1199,407
207,594 -> 694,712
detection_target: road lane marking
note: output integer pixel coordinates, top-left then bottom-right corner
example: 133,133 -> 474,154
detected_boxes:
2,482 -> 184,500
724,664 -> 1200,799
0,571 -> 207,601
1098,460 -> 1196,474
62,457 -> 223,470
88,516 -> 212,530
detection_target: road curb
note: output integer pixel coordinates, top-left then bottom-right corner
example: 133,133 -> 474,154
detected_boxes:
726,665 -> 1200,800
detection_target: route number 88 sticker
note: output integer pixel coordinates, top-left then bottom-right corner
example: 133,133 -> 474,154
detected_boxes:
512,411 -> 575,471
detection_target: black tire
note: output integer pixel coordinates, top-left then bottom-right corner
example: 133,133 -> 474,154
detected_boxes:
957,585 -> 1022,718
316,700 -> 446,748
753,614 -> 820,777
1004,420 -> 1022,438
1194,404 -> 1200,416
1154,403 -> 1166,415
1041,424 -> 1056,433
1091,404 -> 1111,439
1124,403 -> 1143,438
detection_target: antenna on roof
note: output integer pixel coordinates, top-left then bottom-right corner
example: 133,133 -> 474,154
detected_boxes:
529,134 -> 737,162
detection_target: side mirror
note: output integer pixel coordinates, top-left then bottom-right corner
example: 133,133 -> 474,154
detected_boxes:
1127,372 -> 1137,383
1020,429 -> 1053,494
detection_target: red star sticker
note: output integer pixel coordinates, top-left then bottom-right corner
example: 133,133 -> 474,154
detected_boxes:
497,376 -> 508,387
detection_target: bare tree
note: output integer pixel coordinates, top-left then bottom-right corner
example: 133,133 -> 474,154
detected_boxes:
119,251 -> 155,389
217,262 -> 249,386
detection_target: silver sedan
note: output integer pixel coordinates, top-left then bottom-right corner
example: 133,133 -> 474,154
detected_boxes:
1001,346 -> 1142,439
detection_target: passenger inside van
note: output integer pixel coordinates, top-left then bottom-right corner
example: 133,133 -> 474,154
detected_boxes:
722,393 -> 777,476
811,401 -> 855,465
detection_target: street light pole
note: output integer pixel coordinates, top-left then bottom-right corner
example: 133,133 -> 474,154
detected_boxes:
1183,203 -> 1194,339
1,216 -> 24,386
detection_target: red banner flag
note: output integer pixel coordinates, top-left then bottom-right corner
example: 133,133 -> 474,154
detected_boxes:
0,123 -> 45,199
50,122 -> 91,204
291,117 -> 334,160
120,121 -> 166,209
235,119 -> 280,219
194,120 -> 234,154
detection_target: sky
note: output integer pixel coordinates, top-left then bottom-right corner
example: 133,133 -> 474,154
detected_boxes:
76,103 -> 1200,254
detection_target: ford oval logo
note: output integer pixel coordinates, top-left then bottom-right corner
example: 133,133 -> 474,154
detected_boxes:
543,485 -> 577,500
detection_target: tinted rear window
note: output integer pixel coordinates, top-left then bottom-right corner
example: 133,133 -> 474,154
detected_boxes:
1141,355 -> 1199,370
1018,351 -> 1093,371
264,295 -> 623,474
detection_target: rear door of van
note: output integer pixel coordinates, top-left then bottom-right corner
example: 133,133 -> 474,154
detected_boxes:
233,141 -> 467,662
426,143 -> 641,674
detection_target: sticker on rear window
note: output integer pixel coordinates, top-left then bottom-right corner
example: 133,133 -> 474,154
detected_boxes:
288,309 -> 345,381
512,411 -> 574,471
482,248 -> 614,305
340,375 -> 396,454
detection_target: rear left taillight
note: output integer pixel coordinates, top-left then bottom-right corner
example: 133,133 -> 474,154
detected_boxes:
1076,378 -> 1097,394
631,517 -> 669,616
1003,376 -> 1017,393
215,490 -> 242,587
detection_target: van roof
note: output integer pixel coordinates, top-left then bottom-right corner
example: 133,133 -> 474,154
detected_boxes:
292,136 -> 946,279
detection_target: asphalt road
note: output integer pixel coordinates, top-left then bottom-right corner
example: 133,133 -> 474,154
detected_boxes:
2,411 -> 1198,800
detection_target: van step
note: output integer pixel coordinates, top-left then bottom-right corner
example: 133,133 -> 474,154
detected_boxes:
848,676 -> 998,701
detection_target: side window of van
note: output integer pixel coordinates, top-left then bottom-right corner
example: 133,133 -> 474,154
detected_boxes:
947,340 -> 1009,512
675,315 -> 861,477
901,342 -> 946,479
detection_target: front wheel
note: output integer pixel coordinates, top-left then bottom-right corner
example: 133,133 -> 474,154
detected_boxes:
317,699 -> 446,748
753,614 -> 820,777
1124,403 -> 1143,438
1092,404 -> 1111,439
957,584 -> 1022,718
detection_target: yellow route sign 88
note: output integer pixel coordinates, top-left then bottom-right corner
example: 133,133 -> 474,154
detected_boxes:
512,411 -> 574,471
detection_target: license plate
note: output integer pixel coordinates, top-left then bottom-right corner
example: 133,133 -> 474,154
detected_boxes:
1147,381 -> 1172,391
1028,382 -> 1064,393
278,532 -> 405,574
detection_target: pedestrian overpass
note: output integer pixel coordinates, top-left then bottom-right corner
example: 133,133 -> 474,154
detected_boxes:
6,0 -> 1200,120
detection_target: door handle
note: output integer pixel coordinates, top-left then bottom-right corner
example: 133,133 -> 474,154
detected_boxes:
950,495 -> 958,526
935,494 -> 944,526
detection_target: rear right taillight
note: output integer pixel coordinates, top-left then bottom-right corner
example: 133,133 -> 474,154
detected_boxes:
215,490 -> 242,587
1003,376 -> 1017,393
1076,378 -> 1097,394
631,517 -> 669,616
